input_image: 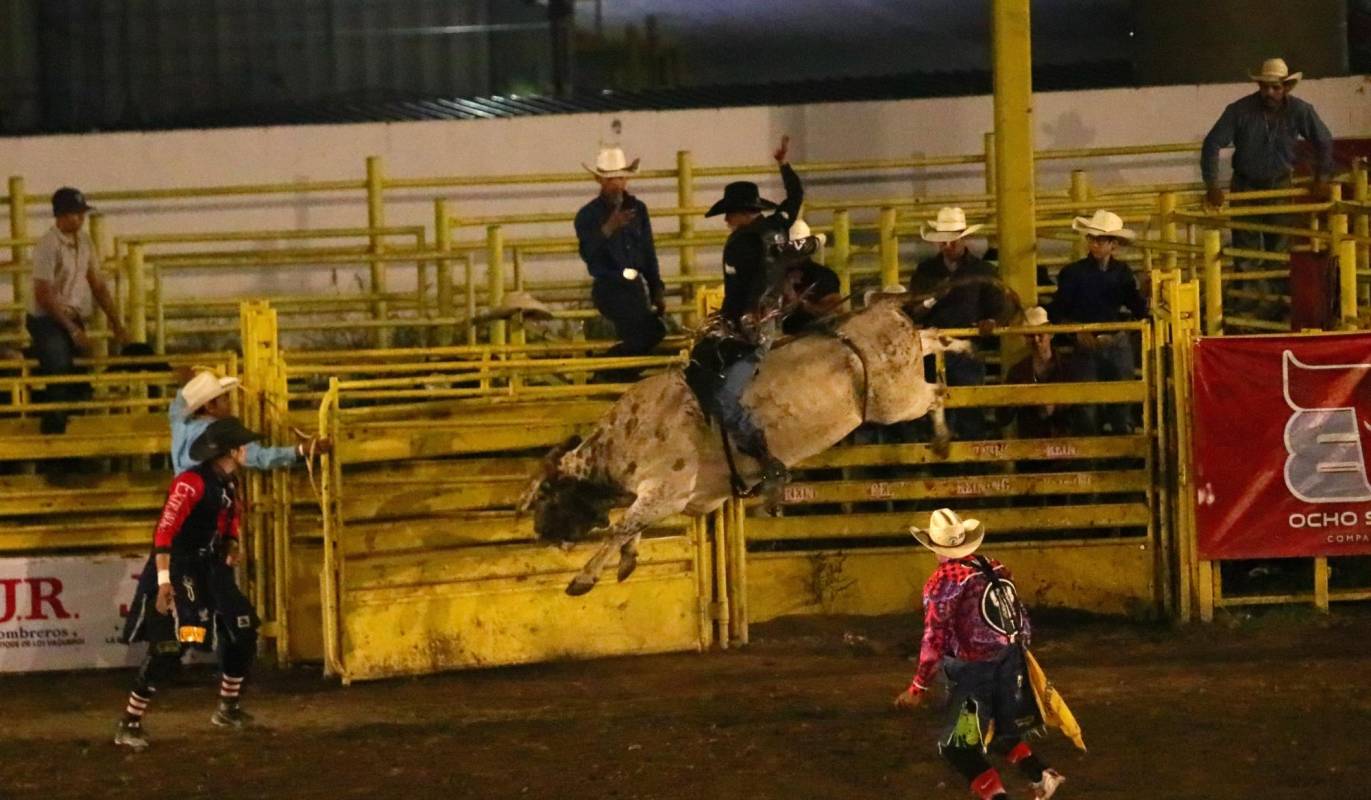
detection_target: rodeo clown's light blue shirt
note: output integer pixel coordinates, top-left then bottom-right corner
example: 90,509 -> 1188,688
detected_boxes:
169,391 -> 299,475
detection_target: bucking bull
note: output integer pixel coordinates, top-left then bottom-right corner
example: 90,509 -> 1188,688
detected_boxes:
516,281 -> 1022,596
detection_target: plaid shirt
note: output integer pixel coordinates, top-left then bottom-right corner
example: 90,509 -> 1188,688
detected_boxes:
910,556 -> 1031,693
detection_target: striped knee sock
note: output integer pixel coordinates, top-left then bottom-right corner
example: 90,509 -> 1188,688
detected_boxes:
123,690 -> 152,724
218,674 -> 245,706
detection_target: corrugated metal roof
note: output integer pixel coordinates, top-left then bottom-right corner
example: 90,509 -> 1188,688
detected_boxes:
11,62 -> 1133,135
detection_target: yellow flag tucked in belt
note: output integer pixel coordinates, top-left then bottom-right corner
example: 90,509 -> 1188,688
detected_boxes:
1024,648 -> 1087,752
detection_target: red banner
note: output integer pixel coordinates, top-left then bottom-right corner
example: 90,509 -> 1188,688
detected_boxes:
1192,333 -> 1371,559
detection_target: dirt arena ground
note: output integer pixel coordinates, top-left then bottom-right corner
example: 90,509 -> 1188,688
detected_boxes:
3,607 -> 1368,800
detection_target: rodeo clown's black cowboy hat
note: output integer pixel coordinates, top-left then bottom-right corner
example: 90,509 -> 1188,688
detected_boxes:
705,181 -> 779,217
189,417 -> 264,462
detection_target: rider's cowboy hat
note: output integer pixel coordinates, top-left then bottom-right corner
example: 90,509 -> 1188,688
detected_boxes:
188,416 -> 264,462
706,181 -> 778,217
583,146 -> 641,178
181,370 -> 240,418
910,508 -> 985,559
1249,58 -> 1301,86
1072,209 -> 1136,241
788,217 -> 827,247
1024,305 -> 1050,327
920,207 -> 983,243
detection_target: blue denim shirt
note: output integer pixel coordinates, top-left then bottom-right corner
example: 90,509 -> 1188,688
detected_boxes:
574,193 -> 663,293
1201,92 -> 1334,186
169,391 -> 299,474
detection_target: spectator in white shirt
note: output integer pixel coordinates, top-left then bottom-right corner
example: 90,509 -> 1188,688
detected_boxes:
28,187 -> 127,434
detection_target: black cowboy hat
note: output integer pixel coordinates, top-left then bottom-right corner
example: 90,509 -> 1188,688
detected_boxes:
705,181 -> 779,217
189,417 -> 264,462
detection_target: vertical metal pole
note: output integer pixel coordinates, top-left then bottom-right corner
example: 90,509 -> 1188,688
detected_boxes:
1354,159 -> 1369,307
464,256 -> 477,346
676,150 -> 697,327
486,225 -> 506,346
365,156 -> 389,347
1339,238 -> 1358,327
878,207 -> 899,287
1069,170 -> 1090,260
1202,229 -> 1222,335
127,244 -> 148,343
434,199 -> 454,346
8,176 -> 28,344
991,0 -> 1038,307
982,132 -> 996,196
1159,191 -> 1178,272
832,209 -> 852,299
88,213 -> 110,357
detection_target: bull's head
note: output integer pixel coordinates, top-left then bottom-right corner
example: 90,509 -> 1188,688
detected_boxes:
515,436 -> 618,543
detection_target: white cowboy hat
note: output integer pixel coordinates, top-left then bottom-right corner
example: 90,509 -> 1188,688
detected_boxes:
921,207 -> 983,243
863,284 -> 908,306
181,371 -> 240,418
1024,305 -> 1049,326
788,218 -> 827,247
910,508 -> 986,559
583,146 -> 641,178
1072,209 -> 1136,241
1249,58 -> 1301,86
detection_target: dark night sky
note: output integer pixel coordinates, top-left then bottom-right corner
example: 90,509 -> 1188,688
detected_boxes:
593,0 -> 1137,84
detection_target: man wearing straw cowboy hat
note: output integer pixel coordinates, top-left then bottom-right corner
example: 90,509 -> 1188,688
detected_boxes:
1201,58 -> 1335,314
574,144 -> 667,380
894,508 -> 1070,800
909,207 -> 1004,439
1050,209 -> 1147,435
170,368 -> 327,474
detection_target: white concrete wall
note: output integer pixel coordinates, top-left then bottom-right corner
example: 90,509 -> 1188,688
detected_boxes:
2,75 -> 1368,321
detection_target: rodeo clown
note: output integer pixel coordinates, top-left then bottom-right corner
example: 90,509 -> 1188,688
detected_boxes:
114,417 -> 265,751
893,509 -> 1072,800
688,133 -> 814,513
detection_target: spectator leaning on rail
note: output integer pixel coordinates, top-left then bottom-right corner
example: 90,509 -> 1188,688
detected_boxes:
574,145 -> 667,380
779,218 -> 842,335
1201,58 -> 1334,314
114,417 -> 267,751
894,508 -> 1067,800
1049,210 -> 1147,435
908,207 -> 1004,440
170,368 -> 329,474
28,187 -> 128,434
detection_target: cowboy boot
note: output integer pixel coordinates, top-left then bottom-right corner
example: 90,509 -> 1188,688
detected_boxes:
739,430 -> 789,515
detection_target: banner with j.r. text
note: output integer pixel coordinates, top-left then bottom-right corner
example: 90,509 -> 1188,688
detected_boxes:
1193,333 -> 1371,560
0,555 -> 145,672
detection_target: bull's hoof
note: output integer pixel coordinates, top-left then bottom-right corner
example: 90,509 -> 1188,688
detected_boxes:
616,552 -> 639,583
932,436 -> 951,459
565,575 -> 597,596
